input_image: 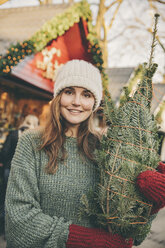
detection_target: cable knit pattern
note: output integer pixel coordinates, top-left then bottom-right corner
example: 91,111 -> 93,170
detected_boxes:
5,129 -> 98,248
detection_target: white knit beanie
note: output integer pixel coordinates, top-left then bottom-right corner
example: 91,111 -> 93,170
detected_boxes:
54,60 -> 103,111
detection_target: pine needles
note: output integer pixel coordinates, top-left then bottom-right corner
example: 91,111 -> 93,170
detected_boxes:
95,14 -> 160,240
81,14 -> 161,243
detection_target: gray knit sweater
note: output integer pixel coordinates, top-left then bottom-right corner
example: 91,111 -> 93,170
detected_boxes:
5,129 -> 98,248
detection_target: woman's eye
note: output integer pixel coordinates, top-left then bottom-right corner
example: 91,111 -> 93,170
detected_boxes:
84,92 -> 91,98
64,90 -> 73,95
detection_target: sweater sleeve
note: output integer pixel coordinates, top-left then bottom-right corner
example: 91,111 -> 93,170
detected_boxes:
5,131 -> 71,248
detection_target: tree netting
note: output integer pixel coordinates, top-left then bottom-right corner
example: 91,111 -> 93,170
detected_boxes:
95,62 -> 160,241
80,14 -> 160,244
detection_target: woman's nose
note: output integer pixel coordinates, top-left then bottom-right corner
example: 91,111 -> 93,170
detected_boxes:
72,94 -> 81,105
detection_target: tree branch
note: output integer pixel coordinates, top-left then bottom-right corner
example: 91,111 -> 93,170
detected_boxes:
108,0 -> 123,31
105,0 -> 119,12
151,0 -> 165,4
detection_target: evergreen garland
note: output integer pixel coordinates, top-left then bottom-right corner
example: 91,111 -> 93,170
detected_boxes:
31,0 -> 92,52
81,14 -> 160,244
0,40 -> 35,75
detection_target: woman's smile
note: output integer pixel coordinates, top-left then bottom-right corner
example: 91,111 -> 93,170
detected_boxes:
67,108 -> 83,114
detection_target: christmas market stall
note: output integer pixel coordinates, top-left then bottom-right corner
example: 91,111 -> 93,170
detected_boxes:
0,0 -> 108,148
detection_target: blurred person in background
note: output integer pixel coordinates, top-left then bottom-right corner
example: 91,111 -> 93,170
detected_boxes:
0,114 -> 39,236
1,114 -> 39,189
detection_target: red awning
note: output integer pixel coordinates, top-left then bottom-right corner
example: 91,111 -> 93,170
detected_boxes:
12,55 -> 54,93
11,19 -> 93,93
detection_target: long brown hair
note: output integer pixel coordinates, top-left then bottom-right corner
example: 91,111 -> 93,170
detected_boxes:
39,92 -> 100,174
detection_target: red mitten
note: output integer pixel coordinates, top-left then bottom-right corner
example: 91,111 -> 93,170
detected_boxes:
66,224 -> 133,248
136,162 -> 165,214
157,161 -> 165,174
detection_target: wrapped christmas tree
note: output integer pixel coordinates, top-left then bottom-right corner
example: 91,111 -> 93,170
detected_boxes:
80,14 -> 160,244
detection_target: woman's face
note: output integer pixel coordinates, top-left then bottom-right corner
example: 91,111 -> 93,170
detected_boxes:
60,86 -> 95,130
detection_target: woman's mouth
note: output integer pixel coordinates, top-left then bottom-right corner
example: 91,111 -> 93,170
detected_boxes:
67,109 -> 83,113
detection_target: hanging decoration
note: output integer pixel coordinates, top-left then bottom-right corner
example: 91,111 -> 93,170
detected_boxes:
36,46 -> 62,81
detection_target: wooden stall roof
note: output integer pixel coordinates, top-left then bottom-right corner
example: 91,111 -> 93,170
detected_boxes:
0,3 -> 71,55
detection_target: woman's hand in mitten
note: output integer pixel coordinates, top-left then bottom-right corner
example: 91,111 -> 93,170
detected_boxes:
66,224 -> 133,248
136,162 -> 165,214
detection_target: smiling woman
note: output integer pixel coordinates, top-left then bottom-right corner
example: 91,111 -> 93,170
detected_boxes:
5,59 -> 133,248
5,59 -> 165,248
39,60 -> 103,174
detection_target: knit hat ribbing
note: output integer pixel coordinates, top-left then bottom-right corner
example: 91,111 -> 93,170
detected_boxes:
53,60 -> 103,111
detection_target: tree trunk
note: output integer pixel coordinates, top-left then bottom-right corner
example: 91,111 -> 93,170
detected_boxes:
96,0 -> 108,66
102,39 -> 108,67
96,0 -> 105,37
